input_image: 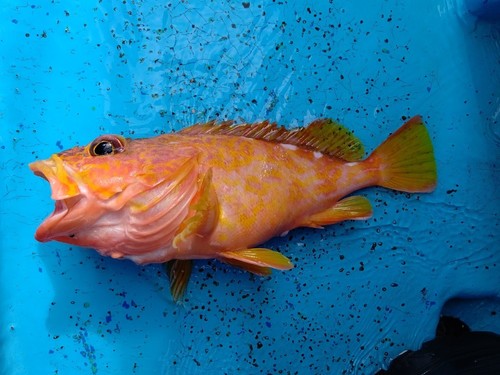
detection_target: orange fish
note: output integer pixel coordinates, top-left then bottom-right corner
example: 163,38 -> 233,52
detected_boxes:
30,116 -> 437,299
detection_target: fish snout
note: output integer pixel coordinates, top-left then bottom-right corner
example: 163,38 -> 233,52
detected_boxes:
29,154 -> 81,200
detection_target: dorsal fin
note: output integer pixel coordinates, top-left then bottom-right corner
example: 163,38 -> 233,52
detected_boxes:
178,119 -> 365,161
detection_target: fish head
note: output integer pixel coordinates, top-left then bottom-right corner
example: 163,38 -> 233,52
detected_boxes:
29,134 -> 199,252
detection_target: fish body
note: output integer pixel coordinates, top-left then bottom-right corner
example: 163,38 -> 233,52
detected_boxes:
30,116 -> 437,298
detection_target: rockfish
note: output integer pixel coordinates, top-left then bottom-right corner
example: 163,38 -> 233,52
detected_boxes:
30,116 -> 437,299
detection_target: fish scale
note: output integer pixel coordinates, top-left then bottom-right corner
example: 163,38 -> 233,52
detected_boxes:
29,115 -> 437,300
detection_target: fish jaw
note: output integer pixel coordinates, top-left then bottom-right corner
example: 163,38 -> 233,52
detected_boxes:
33,195 -> 88,242
29,155 -> 92,242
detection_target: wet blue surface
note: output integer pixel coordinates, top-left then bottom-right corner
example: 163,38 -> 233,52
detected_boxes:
1,1 -> 499,374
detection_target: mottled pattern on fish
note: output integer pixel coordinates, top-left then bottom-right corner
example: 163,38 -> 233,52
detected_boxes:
30,116 -> 437,299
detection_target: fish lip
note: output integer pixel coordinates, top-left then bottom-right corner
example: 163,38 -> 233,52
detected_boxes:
30,157 -> 87,241
29,156 -> 81,200
34,199 -> 68,242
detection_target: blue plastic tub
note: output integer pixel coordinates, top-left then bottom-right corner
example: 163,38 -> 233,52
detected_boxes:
1,1 -> 499,374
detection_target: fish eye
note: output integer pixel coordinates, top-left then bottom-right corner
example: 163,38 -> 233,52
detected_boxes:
89,135 -> 126,156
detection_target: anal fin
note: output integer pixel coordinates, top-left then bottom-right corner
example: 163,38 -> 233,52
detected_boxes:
301,195 -> 373,228
220,257 -> 273,276
219,248 -> 293,271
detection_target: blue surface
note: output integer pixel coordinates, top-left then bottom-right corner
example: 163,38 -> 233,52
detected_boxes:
466,0 -> 500,20
1,1 -> 499,374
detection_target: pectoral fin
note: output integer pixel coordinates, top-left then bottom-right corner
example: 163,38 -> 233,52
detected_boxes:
219,248 -> 293,271
173,168 -> 219,249
165,259 -> 193,302
301,195 -> 373,228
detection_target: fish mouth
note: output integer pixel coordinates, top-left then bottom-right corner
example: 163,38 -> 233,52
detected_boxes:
30,156 -> 87,242
34,195 -> 86,242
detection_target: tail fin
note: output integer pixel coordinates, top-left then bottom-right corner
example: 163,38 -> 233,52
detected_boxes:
368,116 -> 437,193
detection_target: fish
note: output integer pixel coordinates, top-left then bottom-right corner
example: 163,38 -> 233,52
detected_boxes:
29,115 -> 437,300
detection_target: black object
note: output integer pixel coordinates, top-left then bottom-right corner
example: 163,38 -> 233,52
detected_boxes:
376,316 -> 500,375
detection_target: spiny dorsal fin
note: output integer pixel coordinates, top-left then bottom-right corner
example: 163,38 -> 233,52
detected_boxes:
178,119 -> 365,161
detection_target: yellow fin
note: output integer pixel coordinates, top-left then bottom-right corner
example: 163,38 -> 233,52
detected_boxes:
179,119 -> 365,161
165,259 -> 193,302
301,196 -> 373,228
172,169 -> 219,249
219,248 -> 293,271
369,116 -> 437,192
